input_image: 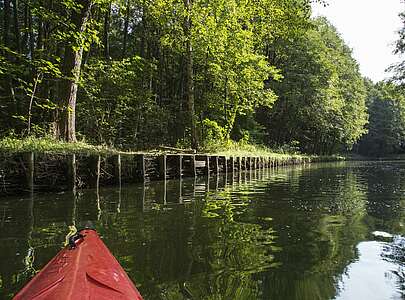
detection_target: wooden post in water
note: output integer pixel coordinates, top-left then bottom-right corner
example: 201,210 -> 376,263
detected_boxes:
113,154 -> 121,185
179,177 -> 183,204
139,154 -> 146,182
192,155 -> 196,177
177,155 -> 183,178
163,175 -> 167,204
67,154 -> 76,191
213,156 -> 219,175
222,156 -> 228,177
205,155 -> 210,176
183,155 -> 196,177
25,152 -> 34,192
158,154 -> 167,180
229,156 -> 234,173
96,155 -> 101,189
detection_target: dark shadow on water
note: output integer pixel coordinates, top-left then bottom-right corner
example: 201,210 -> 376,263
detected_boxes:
1,161 -> 405,299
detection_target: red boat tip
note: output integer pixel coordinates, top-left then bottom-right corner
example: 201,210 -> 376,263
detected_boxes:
13,229 -> 143,300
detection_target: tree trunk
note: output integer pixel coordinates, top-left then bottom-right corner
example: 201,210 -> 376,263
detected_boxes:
3,0 -> 11,47
22,2 -> 28,54
103,2 -> 111,59
37,15 -> 43,52
122,0 -> 130,57
140,5 -> 147,59
12,0 -> 21,52
56,0 -> 93,142
183,0 -> 198,149
28,6 -> 34,59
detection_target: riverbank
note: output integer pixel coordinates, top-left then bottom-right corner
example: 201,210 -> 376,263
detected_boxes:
348,153 -> 405,161
0,137 -> 345,196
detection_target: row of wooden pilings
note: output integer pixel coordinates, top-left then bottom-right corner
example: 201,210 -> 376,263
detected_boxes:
0,152 -> 311,196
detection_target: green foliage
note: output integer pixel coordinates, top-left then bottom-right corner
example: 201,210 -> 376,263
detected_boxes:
201,119 -> 225,146
257,18 -> 368,155
0,0 -> 369,155
0,136 -> 116,154
357,82 -> 405,156
201,139 -> 310,160
78,56 -> 172,148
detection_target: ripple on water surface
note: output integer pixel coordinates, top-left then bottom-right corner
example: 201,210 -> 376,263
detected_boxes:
1,161 -> 405,299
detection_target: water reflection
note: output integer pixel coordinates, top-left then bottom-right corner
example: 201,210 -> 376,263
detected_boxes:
335,241 -> 403,300
0,161 -> 405,299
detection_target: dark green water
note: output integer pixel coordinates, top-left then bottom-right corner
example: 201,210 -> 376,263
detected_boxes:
1,161 -> 405,299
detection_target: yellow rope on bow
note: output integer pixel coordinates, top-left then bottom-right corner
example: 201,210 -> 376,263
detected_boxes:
64,225 -> 78,247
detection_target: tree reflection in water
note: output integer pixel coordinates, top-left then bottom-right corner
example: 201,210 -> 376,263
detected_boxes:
1,162 -> 405,300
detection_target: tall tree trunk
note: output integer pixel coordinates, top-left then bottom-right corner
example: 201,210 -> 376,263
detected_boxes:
122,0 -> 130,57
183,0 -> 198,149
37,15 -> 43,52
3,0 -> 11,47
103,2 -> 111,59
56,0 -> 93,142
12,0 -> 21,52
22,1 -> 28,54
28,6 -> 34,59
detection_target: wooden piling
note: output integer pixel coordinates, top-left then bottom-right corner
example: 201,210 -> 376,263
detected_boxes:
213,156 -> 219,175
112,154 -> 121,185
1,147 -> 319,196
177,155 -> 183,178
222,156 -> 228,177
67,154 -> 76,190
158,154 -> 167,180
139,154 -> 146,181
96,155 -> 101,189
25,152 -> 34,192
205,155 -> 210,176
229,156 -> 235,173
183,155 -> 196,177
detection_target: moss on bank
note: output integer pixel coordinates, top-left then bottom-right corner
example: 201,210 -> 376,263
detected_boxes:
0,137 -> 345,162
202,140 -> 345,162
0,137 -> 119,155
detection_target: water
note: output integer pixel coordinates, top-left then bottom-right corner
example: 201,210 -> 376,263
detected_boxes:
1,161 -> 405,299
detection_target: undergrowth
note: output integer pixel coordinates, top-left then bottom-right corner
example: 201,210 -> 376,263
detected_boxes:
0,136 -> 117,154
0,136 -> 346,161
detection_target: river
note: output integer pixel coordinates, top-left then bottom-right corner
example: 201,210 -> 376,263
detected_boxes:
1,161 -> 404,299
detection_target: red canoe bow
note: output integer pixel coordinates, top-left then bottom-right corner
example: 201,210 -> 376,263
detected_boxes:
13,229 -> 143,300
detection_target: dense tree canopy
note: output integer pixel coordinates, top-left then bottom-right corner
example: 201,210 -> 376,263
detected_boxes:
355,8 -> 405,157
1,0 -> 402,156
357,82 -> 405,156
256,18 -> 368,155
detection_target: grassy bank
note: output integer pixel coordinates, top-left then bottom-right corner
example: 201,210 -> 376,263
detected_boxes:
0,136 -> 119,155
203,140 -> 345,162
0,137 -> 345,162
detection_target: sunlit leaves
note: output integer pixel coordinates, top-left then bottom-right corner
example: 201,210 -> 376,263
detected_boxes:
260,17 -> 367,154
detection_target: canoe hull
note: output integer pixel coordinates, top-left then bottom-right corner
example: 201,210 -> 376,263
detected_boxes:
13,229 -> 143,300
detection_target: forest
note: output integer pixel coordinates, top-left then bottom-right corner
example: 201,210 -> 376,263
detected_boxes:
0,0 -> 405,156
